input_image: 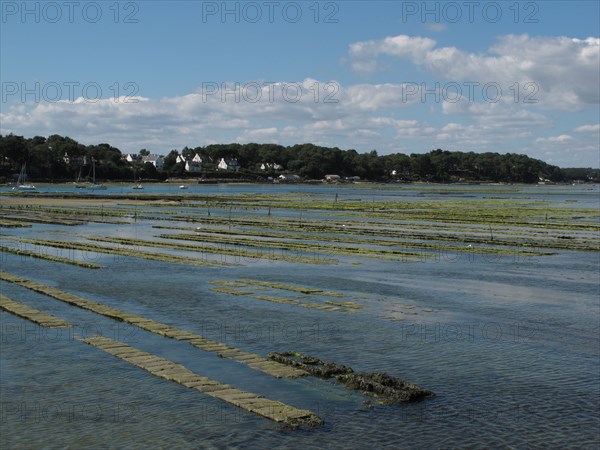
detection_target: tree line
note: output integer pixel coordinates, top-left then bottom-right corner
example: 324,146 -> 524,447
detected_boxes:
1,134 -> 598,183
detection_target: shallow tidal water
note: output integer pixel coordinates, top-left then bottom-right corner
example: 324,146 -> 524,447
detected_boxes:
0,184 -> 598,449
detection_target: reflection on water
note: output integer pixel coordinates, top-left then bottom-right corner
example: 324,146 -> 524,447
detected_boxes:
1,184 -> 598,448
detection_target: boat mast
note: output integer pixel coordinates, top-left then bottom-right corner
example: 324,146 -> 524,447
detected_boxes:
18,164 -> 26,184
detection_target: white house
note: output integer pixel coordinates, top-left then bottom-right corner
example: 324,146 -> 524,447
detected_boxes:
190,154 -> 203,172
185,160 -> 202,173
142,154 -> 165,170
260,162 -> 283,170
217,158 -> 240,171
63,152 -> 87,166
124,153 -> 142,163
174,153 -> 203,172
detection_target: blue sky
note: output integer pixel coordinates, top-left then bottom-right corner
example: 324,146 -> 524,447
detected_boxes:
1,1 -> 599,167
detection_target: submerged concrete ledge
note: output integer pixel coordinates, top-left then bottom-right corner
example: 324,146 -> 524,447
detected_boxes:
0,294 -> 71,328
0,295 -> 321,427
80,336 -> 323,427
0,271 -> 307,378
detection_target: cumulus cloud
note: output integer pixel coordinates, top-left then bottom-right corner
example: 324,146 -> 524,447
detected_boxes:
1,73 -> 597,167
349,35 -> 436,75
527,133 -> 599,167
348,34 -> 600,111
343,83 -> 421,110
0,79 -> 433,152
574,124 -> 600,133
535,134 -> 573,143
442,98 -> 552,135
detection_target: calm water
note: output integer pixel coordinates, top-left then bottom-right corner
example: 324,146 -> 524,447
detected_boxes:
1,184 -> 599,449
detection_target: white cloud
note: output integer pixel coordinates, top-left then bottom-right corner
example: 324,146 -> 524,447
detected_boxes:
1,76 -> 598,167
348,35 -> 436,74
442,99 -> 552,134
535,134 -> 573,143
236,127 -> 279,142
344,83 -> 421,110
574,124 -> 600,133
348,34 -> 600,111
0,79 -> 429,152
526,133 -> 599,167
442,123 -> 463,131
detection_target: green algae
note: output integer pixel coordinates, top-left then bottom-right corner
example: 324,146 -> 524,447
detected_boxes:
0,244 -> 103,269
87,236 -> 335,265
209,280 -> 359,313
235,279 -> 345,297
13,237 -> 231,267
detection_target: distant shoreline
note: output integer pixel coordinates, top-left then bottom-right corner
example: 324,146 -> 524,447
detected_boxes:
3,180 -> 598,189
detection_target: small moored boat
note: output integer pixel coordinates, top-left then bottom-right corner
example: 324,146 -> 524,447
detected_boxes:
13,164 -> 36,191
87,158 -> 107,190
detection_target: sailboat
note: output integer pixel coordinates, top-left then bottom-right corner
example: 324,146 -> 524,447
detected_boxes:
132,168 -> 143,190
13,164 -> 37,191
87,158 -> 107,190
74,166 -> 86,189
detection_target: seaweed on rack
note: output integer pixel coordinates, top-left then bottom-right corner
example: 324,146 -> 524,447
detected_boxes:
269,351 -> 434,404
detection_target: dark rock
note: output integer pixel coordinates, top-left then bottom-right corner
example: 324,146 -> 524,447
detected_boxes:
268,351 -> 434,404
